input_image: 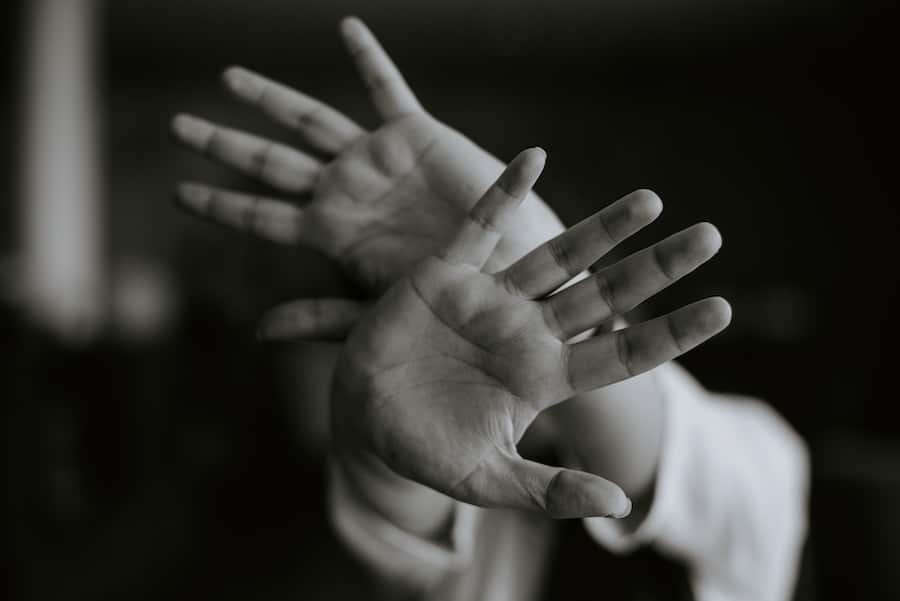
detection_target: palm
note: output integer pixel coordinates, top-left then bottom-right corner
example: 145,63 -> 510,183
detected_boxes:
172,21 -> 563,298
332,148 -> 731,518
338,257 -> 565,494
309,116 -> 455,292
307,114 -> 558,293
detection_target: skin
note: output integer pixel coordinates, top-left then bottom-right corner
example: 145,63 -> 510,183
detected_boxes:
171,17 -> 730,535
171,21 -> 565,303
333,148 -> 730,519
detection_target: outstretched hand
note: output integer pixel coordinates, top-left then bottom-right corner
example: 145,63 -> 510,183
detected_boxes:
172,17 -> 566,338
333,148 -> 731,519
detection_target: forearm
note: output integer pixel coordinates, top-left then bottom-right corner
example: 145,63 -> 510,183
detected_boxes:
573,362 -> 810,601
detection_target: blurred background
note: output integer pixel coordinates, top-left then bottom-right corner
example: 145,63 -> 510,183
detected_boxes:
3,0 -> 898,599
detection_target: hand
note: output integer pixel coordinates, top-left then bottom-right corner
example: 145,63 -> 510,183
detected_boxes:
333,148 -> 731,519
171,17 -> 566,337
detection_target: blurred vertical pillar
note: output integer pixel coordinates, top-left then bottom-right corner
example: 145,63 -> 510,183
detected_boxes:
21,0 -> 105,344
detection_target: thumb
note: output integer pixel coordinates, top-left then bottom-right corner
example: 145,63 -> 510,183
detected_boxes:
507,457 -> 632,519
257,298 -> 366,341
457,451 -> 632,519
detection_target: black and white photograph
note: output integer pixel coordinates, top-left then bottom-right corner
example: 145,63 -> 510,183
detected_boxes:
4,1 -> 898,600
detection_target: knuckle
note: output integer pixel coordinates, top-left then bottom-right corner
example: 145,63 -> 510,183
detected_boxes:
500,270 -> 525,298
665,315 -> 687,353
293,102 -> 326,132
593,271 -> 618,314
544,470 -> 566,516
468,210 -> 500,234
249,143 -> 274,178
651,241 -> 677,281
547,237 -> 577,278
615,331 -> 636,377
541,299 -> 566,338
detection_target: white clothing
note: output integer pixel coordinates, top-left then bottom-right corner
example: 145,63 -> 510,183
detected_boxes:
330,362 -> 810,601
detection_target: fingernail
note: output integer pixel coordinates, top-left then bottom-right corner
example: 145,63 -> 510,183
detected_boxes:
612,497 -> 632,519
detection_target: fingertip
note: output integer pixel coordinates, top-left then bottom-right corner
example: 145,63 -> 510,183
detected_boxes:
694,221 -> 723,254
222,64 -> 242,78
339,15 -> 365,38
695,296 -> 733,335
170,113 -> 206,141
174,182 -> 206,209
709,296 -> 733,329
527,146 -> 547,168
680,222 -> 723,262
605,485 -> 632,519
170,113 -> 190,136
221,65 -> 248,91
340,17 -> 373,57
629,188 -> 664,223
613,496 -> 633,519
513,147 -> 547,182
547,470 -> 631,519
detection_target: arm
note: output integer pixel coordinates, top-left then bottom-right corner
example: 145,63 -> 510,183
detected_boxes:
326,148 -> 729,594
576,363 -> 809,601
169,18 -> 799,600
331,347 -> 808,601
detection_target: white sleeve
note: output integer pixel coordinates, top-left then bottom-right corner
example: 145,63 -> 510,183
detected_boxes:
583,362 -> 810,601
327,461 -> 479,595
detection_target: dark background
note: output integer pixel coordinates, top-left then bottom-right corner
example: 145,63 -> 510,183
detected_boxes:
4,1 -> 899,599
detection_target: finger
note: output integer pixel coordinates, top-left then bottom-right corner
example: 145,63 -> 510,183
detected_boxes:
222,66 -> 365,156
543,223 -> 722,339
453,451 -> 631,519
565,297 -> 732,395
340,16 -> 424,121
440,147 -> 546,268
175,182 -> 316,246
257,298 -> 366,341
500,189 -> 663,299
171,114 -> 322,193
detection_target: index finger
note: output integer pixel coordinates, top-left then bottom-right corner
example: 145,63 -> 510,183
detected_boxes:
340,16 -> 424,121
440,147 -> 546,269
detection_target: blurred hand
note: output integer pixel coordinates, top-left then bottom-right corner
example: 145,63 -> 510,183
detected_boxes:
172,17 -> 566,338
334,148 -> 730,519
